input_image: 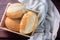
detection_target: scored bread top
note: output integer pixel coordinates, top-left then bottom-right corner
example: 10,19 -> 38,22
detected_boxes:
7,3 -> 25,13
20,10 -> 38,34
6,3 -> 26,18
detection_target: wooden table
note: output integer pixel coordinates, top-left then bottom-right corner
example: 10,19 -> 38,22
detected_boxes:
0,0 -> 29,39
0,0 -> 60,40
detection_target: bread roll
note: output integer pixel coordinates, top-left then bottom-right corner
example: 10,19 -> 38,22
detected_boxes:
5,17 -> 20,32
6,3 -> 26,18
20,11 -> 38,34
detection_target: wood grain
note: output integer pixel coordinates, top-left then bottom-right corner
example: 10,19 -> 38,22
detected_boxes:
0,0 -> 60,40
0,0 -> 18,21
0,0 -> 29,39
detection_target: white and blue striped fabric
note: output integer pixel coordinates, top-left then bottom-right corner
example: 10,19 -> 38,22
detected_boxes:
18,0 -> 60,40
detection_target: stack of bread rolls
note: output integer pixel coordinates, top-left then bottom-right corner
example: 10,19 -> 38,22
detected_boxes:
5,3 -> 38,34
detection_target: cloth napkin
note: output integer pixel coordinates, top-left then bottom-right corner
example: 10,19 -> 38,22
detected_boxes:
18,0 -> 60,40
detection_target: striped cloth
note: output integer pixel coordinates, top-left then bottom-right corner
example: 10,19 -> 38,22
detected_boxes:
18,0 -> 60,40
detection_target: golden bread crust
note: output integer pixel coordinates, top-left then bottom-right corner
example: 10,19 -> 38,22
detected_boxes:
6,3 -> 25,18
20,11 -> 38,34
5,17 -> 20,32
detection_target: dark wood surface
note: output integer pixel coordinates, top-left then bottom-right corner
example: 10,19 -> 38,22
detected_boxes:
0,0 -> 29,39
0,0 -> 60,40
